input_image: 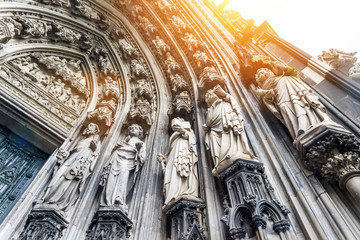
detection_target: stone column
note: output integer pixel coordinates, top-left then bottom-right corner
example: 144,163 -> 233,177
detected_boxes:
219,159 -> 290,239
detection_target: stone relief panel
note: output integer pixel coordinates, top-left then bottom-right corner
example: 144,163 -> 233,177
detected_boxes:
7,53 -> 88,117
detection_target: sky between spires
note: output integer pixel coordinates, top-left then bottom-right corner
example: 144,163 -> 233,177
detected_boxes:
212,0 -> 360,60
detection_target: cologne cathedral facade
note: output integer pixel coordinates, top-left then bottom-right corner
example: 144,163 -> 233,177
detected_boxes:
0,0 -> 359,239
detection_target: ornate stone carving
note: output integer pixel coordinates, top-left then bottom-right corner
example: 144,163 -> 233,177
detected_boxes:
103,75 -> 121,100
118,39 -> 138,60
32,53 -> 89,96
165,52 -> 181,74
129,97 -> 153,126
131,5 -> 144,19
19,210 -> 68,240
88,99 -> 117,127
12,16 -> 51,38
91,47 -> 114,75
181,33 -> 204,52
100,124 -> 146,213
169,91 -> 193,115
254,63 -> 342,141
321,152 -> 360,183
152,36 -> 170,56
134,78 -> 153,101
130,59 -> 147,80
51,23 -> 81,43
198,66 -> 225,91
35,123 -> 101,217
170,74 -> 189,93
155,0 -> 175,16
86,210 -> 132,240
318,48 -> 357,75
203,85 -> 256,175
166,199 -> 206,240
138,16 -> 157,36
5,61 -> 83,120
349,62 -> 360,82
0,17 -> 22,44
219,160 -> 290,237
158,118 -> 200,208
193,50 -> 214,68
42,0 -> 71,7
170,15 -> 187,34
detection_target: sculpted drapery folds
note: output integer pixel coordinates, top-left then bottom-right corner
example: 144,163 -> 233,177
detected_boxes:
254,62 -> 336,141
40,123 -> 100,216
157,118 -> 199,208
204,85 -> 256,175
100,124 -> 146,214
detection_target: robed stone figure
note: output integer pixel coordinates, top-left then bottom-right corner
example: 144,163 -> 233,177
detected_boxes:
204,85 -> 256,175
254,62 -> 337,141
158,118 -> 200,208
40,122 -> 101,216
100,124 -> 146,214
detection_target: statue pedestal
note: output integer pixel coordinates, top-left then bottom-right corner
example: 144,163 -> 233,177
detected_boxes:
19,209 -> 68,240
218,159 -> 290,239
165,198 -> 206,240
293,121 -> 350,158
86,208 -> 132,240
295,122 -> 360,204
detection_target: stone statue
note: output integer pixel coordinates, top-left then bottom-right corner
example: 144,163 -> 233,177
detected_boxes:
181,33 -> 204,51
254,62 -> 336,141
40,123 -> 100,215
204,85 -> 256,175
100,124 -> 146,213
165,52 -> 181,74
157,118 -> 199,208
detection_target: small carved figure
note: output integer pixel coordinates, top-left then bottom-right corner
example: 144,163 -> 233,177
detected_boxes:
170,15 -> 186,33
40,123 -> 100,215
100,124 -> 146,213
49,78 -> 65,98
119,39 -> 137,60
13,16 -> 51,38
204,85 -> 256,175
42,0 -> 71,7
152,36 -> 170,56
131,5 -> 143,18
158,118 -> 199,207
58,86 -> 72,102
103,76 -> 120,100
193,50 -> 214,68
165,52 -> 181,74
181,33 -> 204,51
155,0 -> 175,15
52,23 -> 81,43
130,59 -> 147,79
138,16 -> 157,36
72,0 -> 101,21
170,74 -> 189,93
255,63 -> 335,140
1,17 -> 23,40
